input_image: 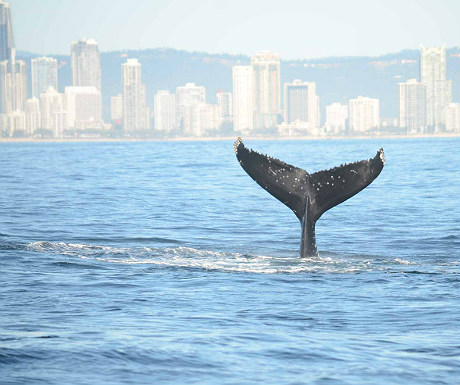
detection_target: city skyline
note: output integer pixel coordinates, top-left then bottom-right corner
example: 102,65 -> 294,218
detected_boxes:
1,0 -> 459,138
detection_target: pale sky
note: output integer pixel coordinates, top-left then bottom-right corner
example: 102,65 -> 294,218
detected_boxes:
8,0 -> 460,59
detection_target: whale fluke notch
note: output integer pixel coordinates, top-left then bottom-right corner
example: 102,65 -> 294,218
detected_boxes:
234,138 -> 385,257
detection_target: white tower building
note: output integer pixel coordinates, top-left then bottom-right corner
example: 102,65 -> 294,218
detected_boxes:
216,91 -> 233,124
349,96 -> 380,132
325,103 -> 348,134
39,87 -> 65,136
251,51 -> 280,130
154,90 -> 176,134
232,65 -> 253,134
445,103 -> 460,132
284,80 -> 319,132
24,97 -> 40,135
0,60 -> 12,113
175,82 -> 206,134
419,44 -> 449,131
31,57 -> 58,98
71,38 -> 101,91
65,86 -> 102,129
122,58 -> 148,132
398,79 -> 426,134
110,94 -> 123,121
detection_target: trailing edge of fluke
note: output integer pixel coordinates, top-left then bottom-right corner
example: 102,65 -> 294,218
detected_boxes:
234,137 -> 385,257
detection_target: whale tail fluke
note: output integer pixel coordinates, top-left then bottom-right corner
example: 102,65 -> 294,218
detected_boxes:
234,138 -> 385,257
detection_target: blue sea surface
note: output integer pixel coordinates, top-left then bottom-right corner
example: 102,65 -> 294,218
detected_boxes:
0,138 -> 459,385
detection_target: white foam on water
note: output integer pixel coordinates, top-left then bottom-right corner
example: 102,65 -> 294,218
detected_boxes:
394,258 -> 414,265
26,241 -> 428,274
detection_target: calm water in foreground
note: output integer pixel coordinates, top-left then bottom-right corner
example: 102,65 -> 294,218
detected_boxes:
0,138 -> 459,385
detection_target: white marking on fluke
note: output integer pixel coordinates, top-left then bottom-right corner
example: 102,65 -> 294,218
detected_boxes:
379,148 -> 385,165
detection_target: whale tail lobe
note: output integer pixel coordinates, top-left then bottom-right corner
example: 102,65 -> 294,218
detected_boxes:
234,138 -> 385,257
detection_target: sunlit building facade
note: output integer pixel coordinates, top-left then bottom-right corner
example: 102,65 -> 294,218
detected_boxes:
251,51 -> 280,130
445,103 -> 460,132
284,80 -> 319,133
31,57 -> 58,98
419,45 -> 450,131
325,103 -> 348,134
232,65 -> 253,134
122,59 -> 148,132
71,38 -> 101,91
154,90 -> 176,134
349,96 -> 380,132
398,79 -> 426,134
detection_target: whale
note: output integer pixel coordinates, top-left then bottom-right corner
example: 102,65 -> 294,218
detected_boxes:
234,138 -> 385,257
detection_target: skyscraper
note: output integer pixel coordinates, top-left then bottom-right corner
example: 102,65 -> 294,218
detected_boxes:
181,102 -> 216,137
71,38 -> 101,91
24,97 -> 40,135
0,60 -> 11,113
31,57 -> 58,98
13,59 -> 26,111
1,59 -> 27,114
122,58 -> 148,132
0,1 -> 14,64
419,44 -> 448,131
325,103 -> 348,134
39,87 -> 65,136
0,0 -> 17,115
445,103 -> 460,132
284,80 -> 319,131
216,91 -> 232,122
232,65 -> 253,134
65,86 -> 102,129
398,79 -> 426,134
110,94 -> 123,121
251,51 -> 280,130
175,82 -> 206,134
349,96 -> 380,132
154,90 -> 176,134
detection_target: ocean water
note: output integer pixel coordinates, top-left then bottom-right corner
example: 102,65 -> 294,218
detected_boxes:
0,138 -> 459,385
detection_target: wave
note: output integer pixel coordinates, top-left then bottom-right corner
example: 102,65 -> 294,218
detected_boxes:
21,240 -> 455,275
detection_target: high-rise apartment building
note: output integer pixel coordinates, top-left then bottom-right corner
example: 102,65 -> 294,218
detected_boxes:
71,38 -> 101,91
251,51 -> 280,129
419,45 -> 449,131
349,96 -> 380,132
110,94 -> 123,121
175,82 -> 206,134
13,59 -> 26,111
445,103 -> 460,132
24,97 -> 40,135
65,86 -> 102,129
6,110 -> 25,134
284,80 -> 319,131
31,57 -> 58,98
122,58 -> 148,132
187,102 -> 220,136
0,60 -> 11,113
232,65 -> 253,133
39,87 -> 65,136
1,59 -> 28,113
154,90 -> 176,134
216,91 -> 232,123
0,2 -> 26,115
0,1 -> 14,64
398,79 -> 426,134
325,103 -> 348,134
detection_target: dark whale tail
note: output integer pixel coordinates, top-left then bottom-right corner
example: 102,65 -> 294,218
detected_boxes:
234,138 -> 385,257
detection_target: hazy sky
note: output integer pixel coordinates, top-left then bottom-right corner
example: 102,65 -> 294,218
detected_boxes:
8,0 -> 460,59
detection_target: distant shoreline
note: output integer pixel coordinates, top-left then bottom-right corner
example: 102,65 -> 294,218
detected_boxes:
0,133 -> 459,143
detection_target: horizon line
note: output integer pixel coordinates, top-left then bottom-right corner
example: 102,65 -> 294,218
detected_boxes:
15,45 -> 460,62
